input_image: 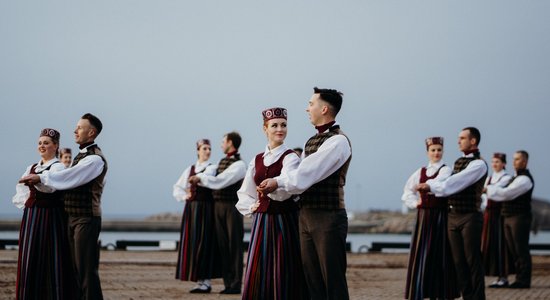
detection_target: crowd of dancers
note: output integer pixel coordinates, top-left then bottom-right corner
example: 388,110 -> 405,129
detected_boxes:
172,87 -> 351,299
402,129 -> 534,300
11,88 -> 536,300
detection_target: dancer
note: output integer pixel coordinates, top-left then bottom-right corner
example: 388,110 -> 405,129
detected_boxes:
402,137 -> 459,299
486,150 -> 534,289
13,128 -> 78,300
258,87 -> 352,300
173,138 -> 221,293
236,107 -> 308,299
481,153 -> 513,288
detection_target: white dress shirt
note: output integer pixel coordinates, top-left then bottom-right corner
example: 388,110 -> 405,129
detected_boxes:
173,160 -> 215,202
485,171 -> 533,202
401,161 -> 452,209
481,170 -> 512,209
196,155 -> 247,190
236,144 -> 300,216
12,158 -> 65,209
38,144 -> 106,191
270,126 -> 351,200
426,153 -> 488,197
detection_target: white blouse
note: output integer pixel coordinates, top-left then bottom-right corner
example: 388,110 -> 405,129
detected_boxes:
12,158 -> 65,209
236,144 -> 300,217
173,160 -> 215,202
401,161 -> 452,209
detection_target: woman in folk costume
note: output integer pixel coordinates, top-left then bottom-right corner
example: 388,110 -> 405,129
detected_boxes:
402,137 -> 459,300
12,128 -> 78,300
236,107 -> 308,300
173,138 -> 221,293
481,152 -> 514,288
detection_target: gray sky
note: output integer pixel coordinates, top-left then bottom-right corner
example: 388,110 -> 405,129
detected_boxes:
1,1 -> 549,217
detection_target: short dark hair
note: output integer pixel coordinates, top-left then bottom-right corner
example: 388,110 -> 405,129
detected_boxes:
313,87 -> 343,116
82,113 -> 103,135
516,150 -> 529,161
462,126 -> 481,146
225,131 -> 242,150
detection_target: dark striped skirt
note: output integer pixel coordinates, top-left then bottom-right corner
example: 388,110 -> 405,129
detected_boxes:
405,207 -> 459,300
481,207 -> 515,277
243,210 -> 308,300
176,200 -> 221,281
16,206 -> 78,300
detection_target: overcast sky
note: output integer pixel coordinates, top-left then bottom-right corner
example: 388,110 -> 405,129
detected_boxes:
1,1 -> 549,218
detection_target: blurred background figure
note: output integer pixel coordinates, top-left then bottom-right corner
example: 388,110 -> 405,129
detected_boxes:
59,147 -> 73,167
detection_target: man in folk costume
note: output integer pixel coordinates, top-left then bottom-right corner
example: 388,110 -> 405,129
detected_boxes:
20,113 -> 107,300
417,127 -> 487,300
258,87 -> 352,300
486,150 -> 534,289
189,131 -> 247,294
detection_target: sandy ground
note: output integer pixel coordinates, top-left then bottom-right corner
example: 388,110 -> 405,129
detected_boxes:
1,250 -> 550,299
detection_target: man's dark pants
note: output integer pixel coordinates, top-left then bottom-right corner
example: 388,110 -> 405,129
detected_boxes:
68,216 -> 103,300
299,208 -> 349,300
447,211 -> 485,300
214,201 -> 244,291
503,212 -> 532,286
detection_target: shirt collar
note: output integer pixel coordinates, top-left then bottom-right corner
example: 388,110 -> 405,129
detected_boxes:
315,121 -> 337,134
195,160 -> 211,171
427,161 -> 443,169
79,143 -> 96,153
263,144 -> 288,158
493,169 -> 507,178
36,158 -> 60,172
462,148 -> 479,157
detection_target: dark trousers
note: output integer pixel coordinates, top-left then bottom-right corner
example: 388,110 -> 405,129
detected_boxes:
447,212 -> 485,300
299,208 -> 349,300
68,216 -> 103,300
503,213 -> 532,286
214,201 -> 243,290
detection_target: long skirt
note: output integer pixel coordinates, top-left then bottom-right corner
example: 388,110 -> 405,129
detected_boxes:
243,211 -> 308,300
176,200 -> 221,281
481,207 -> 515,277
16,206 -> 78,300
405,208 -> 459,300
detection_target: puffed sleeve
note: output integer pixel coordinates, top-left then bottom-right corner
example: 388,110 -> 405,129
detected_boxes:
12,166 -> 32,209
236,158 -> 258,217
173,166 -> 192,202
401,168 -> 421,209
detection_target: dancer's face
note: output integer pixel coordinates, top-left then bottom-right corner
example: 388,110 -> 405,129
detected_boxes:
513,152 -> 528,171
458,129 -> 476,153
197,144 -> 211,162
491,157 -> 505,172
221,136 -> 232,154
37,136 -> 58,161
264,118 -> 287,148
427,144 -> 443,163
74,119 -> 96,145
306,94 -> 326,126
